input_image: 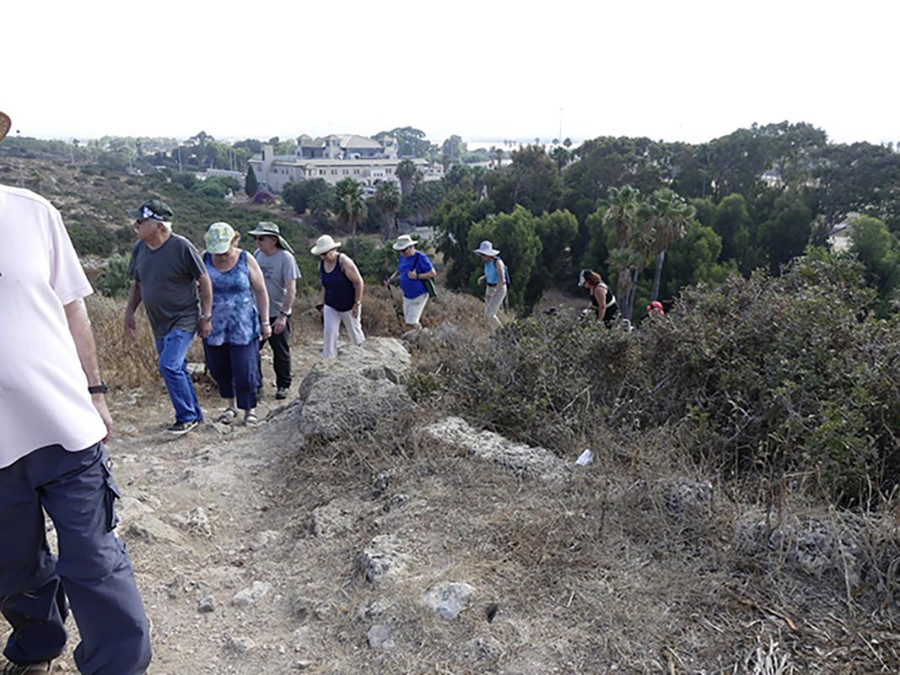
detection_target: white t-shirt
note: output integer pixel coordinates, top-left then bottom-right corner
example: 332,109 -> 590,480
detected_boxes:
0,185 -> 106,468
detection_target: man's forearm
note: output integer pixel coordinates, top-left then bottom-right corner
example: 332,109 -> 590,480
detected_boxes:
198,274 -> 213,316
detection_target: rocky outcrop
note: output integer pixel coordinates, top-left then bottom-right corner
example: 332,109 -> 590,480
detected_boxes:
296,338 -> 415,443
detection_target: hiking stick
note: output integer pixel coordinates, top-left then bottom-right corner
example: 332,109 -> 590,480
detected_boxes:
385,281 -> 405,328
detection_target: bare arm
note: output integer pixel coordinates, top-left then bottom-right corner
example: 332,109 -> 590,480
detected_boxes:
494,259 -> 505,288
247,256 -> 272,339
65,298 -> 112,441
124,280 -> 142,341
273,277 -> 296,335
341,255 -> 365,318
197,273 -> 213,338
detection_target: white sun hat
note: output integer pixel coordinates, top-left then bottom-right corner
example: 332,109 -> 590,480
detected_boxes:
473,240 -> 500,257
392,234 -> 416,251
310,234 -> 342,255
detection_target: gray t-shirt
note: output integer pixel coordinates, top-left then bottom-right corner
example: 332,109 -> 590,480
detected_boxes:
253,248 -> 301,315
128,233 -> 206,338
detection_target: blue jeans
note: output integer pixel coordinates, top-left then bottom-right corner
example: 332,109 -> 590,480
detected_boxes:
155,329 -> 202,423
0,443 -> 151,673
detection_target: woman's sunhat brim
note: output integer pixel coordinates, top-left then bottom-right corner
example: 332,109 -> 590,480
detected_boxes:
392,235 -> 416,251
310,237 -> 342,255
473,243 -> 500,257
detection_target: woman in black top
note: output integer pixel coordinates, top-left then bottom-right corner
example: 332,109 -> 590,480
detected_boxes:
579,269 -> 618,327
310,235 -> 365,358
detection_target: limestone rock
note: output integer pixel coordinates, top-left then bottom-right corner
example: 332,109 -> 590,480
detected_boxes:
422,417 -> 567,480
424,582 -> 474,620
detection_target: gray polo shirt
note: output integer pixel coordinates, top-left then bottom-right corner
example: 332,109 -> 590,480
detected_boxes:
128,233 -> 206,338
253,248 -> 301,315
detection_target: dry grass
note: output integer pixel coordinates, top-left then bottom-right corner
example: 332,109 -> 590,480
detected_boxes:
87,295 -> 162,389
270,402 -> 900,672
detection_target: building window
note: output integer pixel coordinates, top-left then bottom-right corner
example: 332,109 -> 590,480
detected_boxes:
331,169 -> 337,175
343,169 -> 349,175
319,169 -> 325,175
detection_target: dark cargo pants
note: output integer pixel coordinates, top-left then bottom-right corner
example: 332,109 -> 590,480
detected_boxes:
0,442 -> 151,674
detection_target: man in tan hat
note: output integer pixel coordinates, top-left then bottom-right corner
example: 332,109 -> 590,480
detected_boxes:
249,222 -> 301,399
0,110 -> 151,673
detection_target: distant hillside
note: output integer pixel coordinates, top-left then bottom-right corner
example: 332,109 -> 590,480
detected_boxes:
0,153 -> 314,257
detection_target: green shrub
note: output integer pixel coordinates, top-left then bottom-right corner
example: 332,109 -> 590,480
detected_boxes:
424,252 -> 899,504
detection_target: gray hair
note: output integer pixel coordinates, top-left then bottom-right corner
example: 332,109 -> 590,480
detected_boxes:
161,221 -> 173,233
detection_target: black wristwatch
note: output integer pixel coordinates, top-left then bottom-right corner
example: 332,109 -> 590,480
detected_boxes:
88,381 -> 109,395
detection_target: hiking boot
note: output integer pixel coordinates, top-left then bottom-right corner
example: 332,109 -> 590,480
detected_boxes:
166,420 -> 199,436
1,661 -> 53,674
275,387 -> 289,400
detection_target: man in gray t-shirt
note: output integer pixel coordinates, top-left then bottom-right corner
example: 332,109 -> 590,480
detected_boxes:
249,222 -> 301,399
124,199 -> 213,434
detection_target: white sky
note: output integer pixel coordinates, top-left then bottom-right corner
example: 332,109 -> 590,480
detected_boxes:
3,0 -> 897,146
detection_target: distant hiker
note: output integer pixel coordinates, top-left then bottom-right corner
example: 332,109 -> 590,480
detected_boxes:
0,109 -> 151,674
250,222 -> 300,400
124,198 -> 212,435
646,300 -> 665,318
474,240 -> 507,334
311,235 -> 365,358
383,233 -> 436,332
202,222 -> 271,427
578,269 -> 618,327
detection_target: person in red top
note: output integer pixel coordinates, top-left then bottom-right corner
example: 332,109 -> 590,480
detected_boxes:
646,300 -> 665,317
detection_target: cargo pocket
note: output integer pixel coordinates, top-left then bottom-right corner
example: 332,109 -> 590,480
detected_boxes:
100,456 -> 122,532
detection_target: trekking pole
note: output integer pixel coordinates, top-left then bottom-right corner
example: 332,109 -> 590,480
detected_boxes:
384,279 -> 405,328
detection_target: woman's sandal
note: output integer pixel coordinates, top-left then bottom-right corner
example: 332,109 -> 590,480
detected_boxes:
217,407 -> 237,425
244,411 -> 260,427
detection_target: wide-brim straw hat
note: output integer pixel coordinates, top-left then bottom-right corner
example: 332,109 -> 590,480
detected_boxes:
248,221 -> 295,254
310,234 -> 342,256
473,240 -> 500,257
392,234 -> 416,251
0,112 -> 10,143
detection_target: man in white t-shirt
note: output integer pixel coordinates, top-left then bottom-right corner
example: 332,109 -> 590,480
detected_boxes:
0,111 -> 151,674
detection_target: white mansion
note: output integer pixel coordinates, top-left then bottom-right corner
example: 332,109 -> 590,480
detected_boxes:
247,134 -> 443,193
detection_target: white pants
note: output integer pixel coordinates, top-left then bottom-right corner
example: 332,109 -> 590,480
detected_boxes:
484,285 -> 507,333
322,304 -> 365,358
402,293 -> 428,327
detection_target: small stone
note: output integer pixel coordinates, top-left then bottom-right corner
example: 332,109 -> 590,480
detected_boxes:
198,595 -> 215,613
232,581 -> 272,607
367,623 -> 394,649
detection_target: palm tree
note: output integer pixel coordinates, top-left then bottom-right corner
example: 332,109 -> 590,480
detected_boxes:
602,186 -> 647,320
374,181 -> 402,240
396,159 -> 417,198
647,188 -> 695,302
333,178 -> 367,258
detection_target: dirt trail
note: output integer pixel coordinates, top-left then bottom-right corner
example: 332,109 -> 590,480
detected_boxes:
22,338 -> 323,674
